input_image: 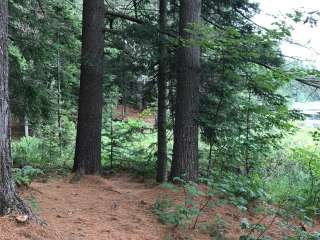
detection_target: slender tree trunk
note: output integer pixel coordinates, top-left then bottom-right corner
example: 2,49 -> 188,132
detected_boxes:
57,34 -> 62,157
156,0 -> 168,183
121,62 -> 127,119
110,112 -> 114,169
170,0 -> 201,182
207,141 -> 213,176
0,0 -> 32,216
245,90 -> 251,175
74,0 -> 105,174
24,114 -> 29,137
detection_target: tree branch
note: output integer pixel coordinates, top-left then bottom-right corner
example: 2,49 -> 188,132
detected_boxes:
105,10 -> 145,24
36,0 -> 46,16
296,78 -> 320,88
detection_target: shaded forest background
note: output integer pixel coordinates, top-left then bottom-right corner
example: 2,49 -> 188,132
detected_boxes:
2,0 -> 320,238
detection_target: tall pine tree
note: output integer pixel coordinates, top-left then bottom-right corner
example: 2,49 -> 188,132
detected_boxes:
170,0 -> 202,181
74,0 -> 105,174
156,0 -> 168,183
0,0 -> 32,216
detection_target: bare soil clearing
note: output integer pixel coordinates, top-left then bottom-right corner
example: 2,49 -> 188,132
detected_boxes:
0,174 -> 319,240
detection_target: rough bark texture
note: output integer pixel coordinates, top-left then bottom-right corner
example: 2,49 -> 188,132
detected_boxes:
170,0 -> 201,182
74,0 -> 105,174
156,0 -> 168,183
0,0 -> 33,216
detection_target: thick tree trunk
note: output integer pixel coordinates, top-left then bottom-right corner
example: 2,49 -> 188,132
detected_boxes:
74,0 -> 105,174
156,0 -> 168,183
170,0 -> 201,182
0,0 -> 32,216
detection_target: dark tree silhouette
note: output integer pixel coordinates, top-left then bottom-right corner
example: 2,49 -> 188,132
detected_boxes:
74,0 -> 105,174
170,0 -> 202,181
156,0 -> 168,183
0,0 -> 33,216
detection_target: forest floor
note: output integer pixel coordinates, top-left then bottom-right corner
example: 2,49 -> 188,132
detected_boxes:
0,173 -> 319,240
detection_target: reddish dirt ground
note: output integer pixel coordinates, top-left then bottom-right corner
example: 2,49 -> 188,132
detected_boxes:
0,174 -> 319,240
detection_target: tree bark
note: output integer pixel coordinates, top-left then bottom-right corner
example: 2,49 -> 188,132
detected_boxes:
156,0 -> 168,183
0,0 -> 32,216
110,112 -> 114,169
170,0 -> 201,182
57,34 -> 62,157
74,0 -> 105,175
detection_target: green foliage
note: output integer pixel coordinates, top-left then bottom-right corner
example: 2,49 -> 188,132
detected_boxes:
13,166 -> 43,187
196,10 -> 303,179
102,111 -> 157,176
153,178 -> 213,230
9,0 -> 81,120
284,230 -> 320,240
12,117 -> 75,169
153,196 -> 181,225
34,117 -> 76,167
214,174 -> 268,211
265,128 -> 320,221
12,137 -> 43,166
239,217 -> 274,240
199,214 -> 228,239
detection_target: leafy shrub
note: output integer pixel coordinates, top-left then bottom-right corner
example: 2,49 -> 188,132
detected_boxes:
265,128 -> 320,219
199,214 -> 228,239
102,118 -> 157,176
12,137 -> 43,166
153,179 -> 213,229
153,195 -> 182,225
214,174 -> 268,211
284,230 -> 320,240
239,217 -> 275,240
35,119 -> 75,167
12,123 -> 75,169
13,166 -> 44,186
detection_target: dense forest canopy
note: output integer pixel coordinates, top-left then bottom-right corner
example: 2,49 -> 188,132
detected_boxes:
1,0 -> 320,239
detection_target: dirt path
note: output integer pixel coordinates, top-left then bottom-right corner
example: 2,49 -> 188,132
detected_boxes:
22,175 -> 169,240
1,174 -> 319,240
